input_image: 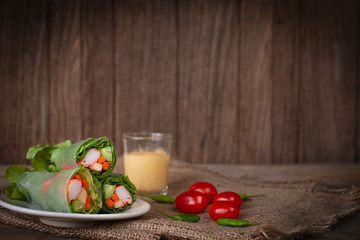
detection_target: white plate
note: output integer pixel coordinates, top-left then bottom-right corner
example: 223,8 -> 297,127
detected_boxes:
0,196 -> 151,228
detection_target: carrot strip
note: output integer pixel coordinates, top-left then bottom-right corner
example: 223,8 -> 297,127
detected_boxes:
105,199 -> 114,208
111,193 -> 119,202
82,180 -> 88,189
73,175 -> 81,181
102,162 -> 111,171
97,156 -> 106,164
85,195 -> 92,209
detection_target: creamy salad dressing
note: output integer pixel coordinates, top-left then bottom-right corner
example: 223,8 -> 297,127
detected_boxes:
124,150 -> 170,194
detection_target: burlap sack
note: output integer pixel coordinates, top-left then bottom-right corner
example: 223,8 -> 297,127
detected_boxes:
0,160 -> 359,240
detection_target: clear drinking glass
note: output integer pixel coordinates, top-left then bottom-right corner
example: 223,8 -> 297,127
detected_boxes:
123,132 -> 172,195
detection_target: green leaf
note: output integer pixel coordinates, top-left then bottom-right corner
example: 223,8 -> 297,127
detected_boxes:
26,140 -> 71,160
156,210 -> 200,222
26,143 -> 56,171
31,151 -> 51,171
122,175 -> 137,196
4,185 -> 15,198
142,194 -> 175,204
48,165 -> 57,172
172,214 -> 200,222
216,218 -> 265,227
26,144 -> 45,159
26,140 -> 71,171
5,165 -> 30,184
53,140 -> 72,149
11,186 -> 27,200
5,185 -> 27,201
77,168 -> 103,214
238,193 -> 265,200
42,146 -> 58,155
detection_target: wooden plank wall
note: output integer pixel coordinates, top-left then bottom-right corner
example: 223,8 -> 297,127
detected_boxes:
0,0 -> 358,164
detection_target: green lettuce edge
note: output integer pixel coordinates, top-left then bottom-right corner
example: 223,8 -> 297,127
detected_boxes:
100,174 -> 137,213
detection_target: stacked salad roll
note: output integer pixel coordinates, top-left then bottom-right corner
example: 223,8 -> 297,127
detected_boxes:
4,137 -> 137,214
26,137 -> 116,178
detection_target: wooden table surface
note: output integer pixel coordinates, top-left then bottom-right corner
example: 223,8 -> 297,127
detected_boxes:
0,164 -> 359,239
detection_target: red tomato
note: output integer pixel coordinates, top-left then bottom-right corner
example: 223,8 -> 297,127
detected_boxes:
208,201 -> 239,221
213,191 -> 243,208
175,190 -> 209,214
188,182 -> 218,203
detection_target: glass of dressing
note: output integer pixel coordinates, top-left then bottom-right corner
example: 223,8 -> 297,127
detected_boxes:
123,132 -> 172,195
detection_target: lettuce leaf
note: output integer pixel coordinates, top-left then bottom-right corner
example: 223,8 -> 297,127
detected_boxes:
100,174 -> 137,213
5,185 -> 27,200
4,165 -> 31,200
30,151 -> 51,171
26,140 -> 72,171
54,140 -> 72,148
77,167 -> 103,214
5,165 -> 31,184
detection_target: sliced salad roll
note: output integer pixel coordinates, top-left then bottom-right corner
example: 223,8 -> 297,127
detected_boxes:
5,165 -> 102,214
101,174 -> 137,213
26,137 -> 116,178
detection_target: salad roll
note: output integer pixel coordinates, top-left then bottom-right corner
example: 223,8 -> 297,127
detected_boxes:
26,137 -> 116,178
5,165 -> 102,214
101,174 -> 137,213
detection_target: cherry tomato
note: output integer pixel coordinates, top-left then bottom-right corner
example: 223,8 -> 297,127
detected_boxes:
188,181 -> 218,203
213,191 -> 243,208
208,201 -> 239,221
175,190 -> 209,214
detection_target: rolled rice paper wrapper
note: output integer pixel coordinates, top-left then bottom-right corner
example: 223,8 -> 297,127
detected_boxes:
50,137 -> 116,178
101,174 -> 137,213
17,167 -> 102,213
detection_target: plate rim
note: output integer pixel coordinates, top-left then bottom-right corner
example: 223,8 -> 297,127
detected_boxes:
0,195 -> 151,221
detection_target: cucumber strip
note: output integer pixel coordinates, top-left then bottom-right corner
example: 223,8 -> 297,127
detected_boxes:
100,147 -> 113,162
104,184 -> 116,199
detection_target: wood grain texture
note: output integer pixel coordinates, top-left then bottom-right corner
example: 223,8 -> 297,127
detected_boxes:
114,0 -> 177,154
239,0 -> 274,164
358,0 -> 360,164
299,0 -> 358,163
81,0 -> 115,141
177,0 -> 239,163
48,0 -> 82,144
271,0 -> 300,164
0,0 -> 358,164
0,0 -> 48,164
